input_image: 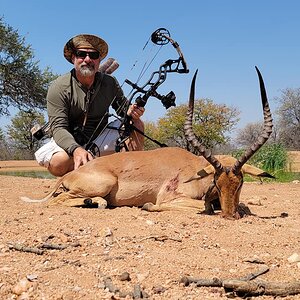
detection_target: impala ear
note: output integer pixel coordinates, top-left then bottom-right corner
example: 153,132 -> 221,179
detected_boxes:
197,165 -> 215,177
257,172 -> 276,179
242,164 -> 275,179
184,165 -> 214,183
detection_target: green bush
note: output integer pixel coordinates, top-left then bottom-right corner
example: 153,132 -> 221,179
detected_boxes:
232,143 -> 288,172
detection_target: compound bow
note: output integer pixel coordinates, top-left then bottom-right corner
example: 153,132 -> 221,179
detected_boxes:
114,27 -> 189,152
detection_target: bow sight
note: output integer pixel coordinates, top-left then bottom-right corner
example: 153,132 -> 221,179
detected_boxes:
124,27 -> 189,109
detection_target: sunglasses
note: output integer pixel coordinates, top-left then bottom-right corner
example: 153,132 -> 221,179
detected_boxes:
75,50 -> 100,60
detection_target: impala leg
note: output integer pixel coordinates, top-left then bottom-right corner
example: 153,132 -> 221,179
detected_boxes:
203,181 -> 217,215
83,197 -> 108,209
48,193 -> 107,208
142,197 -> 204,212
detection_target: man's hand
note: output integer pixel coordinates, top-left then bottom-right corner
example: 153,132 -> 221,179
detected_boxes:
73,147 -> 94,170
127,103 -> 145,120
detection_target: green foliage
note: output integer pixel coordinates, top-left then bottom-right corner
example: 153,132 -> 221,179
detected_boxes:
273,171 -> 300,182
156,104 -> 187,148
148,98 -> 239,150
0,17 -> 57,116
244,172 -> 300,183
232,143 -> 288,172
144,121 -> 162,150
0,170 -> 54,179
255,144 -> 287,172
6,110 -> 46,158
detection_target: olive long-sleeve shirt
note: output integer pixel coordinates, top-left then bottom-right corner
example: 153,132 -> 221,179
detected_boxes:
47,69 -> 127,155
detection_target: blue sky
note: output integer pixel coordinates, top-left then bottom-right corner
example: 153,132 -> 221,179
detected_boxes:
1,0 -> 300,134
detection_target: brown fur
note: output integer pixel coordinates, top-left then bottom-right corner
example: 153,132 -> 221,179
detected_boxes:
21,147 -> 272,218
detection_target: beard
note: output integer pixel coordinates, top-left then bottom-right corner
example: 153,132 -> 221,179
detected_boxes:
77,63 -> 95,77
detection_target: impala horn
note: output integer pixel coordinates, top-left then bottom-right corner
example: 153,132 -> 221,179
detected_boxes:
232,67 -> 273,174
184,70 -> 224,173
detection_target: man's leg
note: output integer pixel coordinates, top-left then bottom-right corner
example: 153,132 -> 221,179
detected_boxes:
48,151 -> 74,177
34,138 -> 74,177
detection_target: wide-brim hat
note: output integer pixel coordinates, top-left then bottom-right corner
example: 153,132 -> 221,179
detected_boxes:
63,34 -> 108,63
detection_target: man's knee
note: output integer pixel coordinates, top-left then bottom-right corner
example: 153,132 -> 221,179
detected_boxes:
48,151 -> 74,177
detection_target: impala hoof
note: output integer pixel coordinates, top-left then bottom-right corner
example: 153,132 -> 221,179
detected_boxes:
84,198 -> 93,206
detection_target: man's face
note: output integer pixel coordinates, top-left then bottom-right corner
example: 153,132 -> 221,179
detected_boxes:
72,48 -> 101,77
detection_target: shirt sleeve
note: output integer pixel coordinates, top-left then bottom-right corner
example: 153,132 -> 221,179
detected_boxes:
47,78 -> 80,156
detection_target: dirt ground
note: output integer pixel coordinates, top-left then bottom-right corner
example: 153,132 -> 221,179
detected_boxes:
0,161 -> 300,300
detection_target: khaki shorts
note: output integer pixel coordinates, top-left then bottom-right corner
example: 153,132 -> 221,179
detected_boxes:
34,138 -> 64,167
34,120 -> 121,167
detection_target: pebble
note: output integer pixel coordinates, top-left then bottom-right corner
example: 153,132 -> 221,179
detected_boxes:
26,274 -> 38,281
288,253 -> 300,263
146,220 -> 155,225
152,285 -> 166,294
246,195 -> 266,206
12,278 -> 32,295
119,271 -> 131,281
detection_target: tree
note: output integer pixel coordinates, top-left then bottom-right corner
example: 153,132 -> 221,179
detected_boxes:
236,121 -> 278,148
143,121 -> 162,150
6,111 -> 46,159
0,127 -> 11,159
0,17 -> 57,116
151,98 -> 240,151
275,88 -> 300,150
0,127 -> 4,141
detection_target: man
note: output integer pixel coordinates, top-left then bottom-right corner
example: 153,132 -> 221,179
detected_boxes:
35,34 -> 144,176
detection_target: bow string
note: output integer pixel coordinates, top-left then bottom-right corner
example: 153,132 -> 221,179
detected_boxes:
124,27 -> 189,109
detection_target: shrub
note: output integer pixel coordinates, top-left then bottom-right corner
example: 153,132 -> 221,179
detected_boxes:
232,143 -> 288,172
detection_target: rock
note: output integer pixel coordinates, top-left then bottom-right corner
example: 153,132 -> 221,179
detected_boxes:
246,195 -> 266,206
288,253 -> 300,263
243,255 -> 265,264
146,220 -> 155,225
12,278 -> 32,295
153,285 -> 166,294
26,274 -> 38,281
119,271 -> 131,281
